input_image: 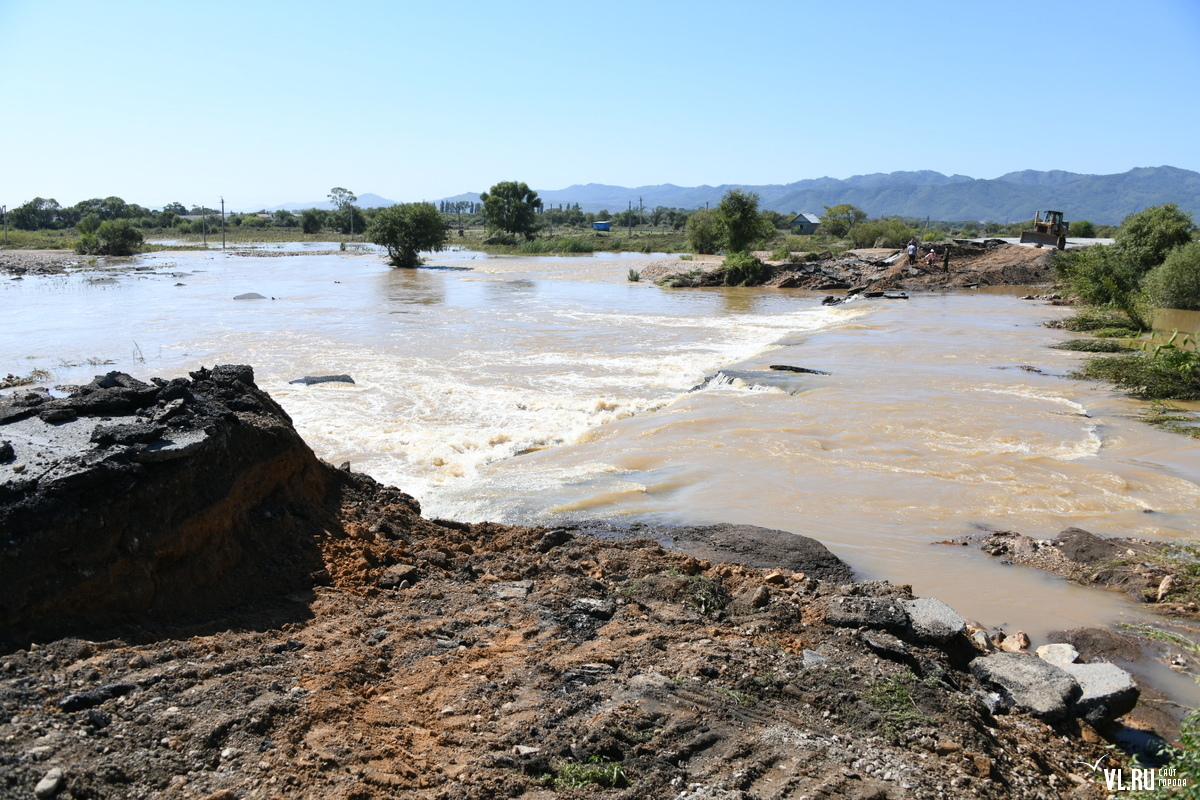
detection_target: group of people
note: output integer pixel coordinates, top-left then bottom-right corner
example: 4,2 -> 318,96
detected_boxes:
906,238 -> 950,270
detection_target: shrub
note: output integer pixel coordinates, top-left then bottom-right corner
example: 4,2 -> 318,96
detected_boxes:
1143,240 -> 1200,310
721,251 -> 769,286
1053,246 -> 1150,328
686,208 -> 720,254
75,219 -> 143,256
1113,203 -> 1196,274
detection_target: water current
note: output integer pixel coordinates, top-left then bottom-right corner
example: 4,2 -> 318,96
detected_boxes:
4,245 -> 1199,700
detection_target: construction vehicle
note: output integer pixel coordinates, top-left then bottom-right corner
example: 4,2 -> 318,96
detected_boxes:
1019,210 -> 1069,249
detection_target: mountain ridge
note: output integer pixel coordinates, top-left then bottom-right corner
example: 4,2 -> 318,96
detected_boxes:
275,167 -> 1200,224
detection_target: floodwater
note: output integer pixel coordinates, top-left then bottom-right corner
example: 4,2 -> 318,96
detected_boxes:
4,245 -> 1199,699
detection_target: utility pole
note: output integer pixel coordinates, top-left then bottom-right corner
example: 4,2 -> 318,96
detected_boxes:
2,205 -> 7,246
202,214 -> 207,247
221,197 -> 226,250
628,201 -> 632,236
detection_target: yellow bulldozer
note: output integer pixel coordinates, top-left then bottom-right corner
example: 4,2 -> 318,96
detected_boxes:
1019,210 -> 1069,250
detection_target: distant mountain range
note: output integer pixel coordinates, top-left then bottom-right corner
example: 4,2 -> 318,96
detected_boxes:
274,167 -> 1200,224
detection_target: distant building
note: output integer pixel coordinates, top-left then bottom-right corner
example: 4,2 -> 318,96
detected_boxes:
789,213 -> 821,235
593,221 -> 611,231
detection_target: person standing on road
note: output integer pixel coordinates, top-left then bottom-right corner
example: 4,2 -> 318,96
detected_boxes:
942,247 -> 951,271
907,241 -> 917,266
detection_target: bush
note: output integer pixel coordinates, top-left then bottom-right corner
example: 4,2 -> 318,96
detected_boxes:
1143,240 -> 1200,310
75,219 -> 143,256
686,208 -> 720,254
1053,246 -> 1149,328
1113,203 -> 1196,274
721,251 -> 769,286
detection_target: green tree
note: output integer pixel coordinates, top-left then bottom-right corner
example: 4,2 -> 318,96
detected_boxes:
162,202 -> 187,216
479,181 -> 542,239
328,187 -> 359,234
1071,219 -> 1097,238
329,206 -> 366,235
686,208 -> 720,254
9,198 -> 63,230
1143,240 -> 1200,311
820,204 -> 868,238
368,202 -> 447,268
75,218 -> 143,256
1113,203 -> 1195,273
301,208 -> 325,234
715,190 -> 773,253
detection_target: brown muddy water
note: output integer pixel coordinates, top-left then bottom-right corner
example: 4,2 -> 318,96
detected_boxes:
4,245 -> 1199,699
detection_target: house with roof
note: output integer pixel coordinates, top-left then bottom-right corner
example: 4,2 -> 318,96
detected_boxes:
789,213 -> 821,235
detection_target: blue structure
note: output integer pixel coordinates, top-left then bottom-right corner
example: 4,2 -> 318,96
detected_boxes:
592,221 -> 611,231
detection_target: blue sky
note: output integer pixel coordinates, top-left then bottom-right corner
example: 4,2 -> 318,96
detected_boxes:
2,0 -> 1198,211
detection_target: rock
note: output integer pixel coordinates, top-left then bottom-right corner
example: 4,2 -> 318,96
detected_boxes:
970,653 -> 1081,722
1035,643 -> 1079,665
801,649 -> 831,667
1046,627 -> 1145,663
233,292 -> 267,300
37,407 -> 77,424
903,598 -> 966,642
90,421 -> 166,448
34,767 -> 63,798
0,440 -> 13,462
863,631 -> 911,661
1059,662 -> 1139,724
997,631 -> 1031,652
824,596 -> 908,633
493,581 -> 533,600
570,597 -> 615,619
58,682 -> 135,712
532,529 -> 572,553
378,564 -> 419,589
288,375 -> 355,386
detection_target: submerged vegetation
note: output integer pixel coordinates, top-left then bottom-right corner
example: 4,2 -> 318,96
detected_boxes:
1052,204 -> 1200,414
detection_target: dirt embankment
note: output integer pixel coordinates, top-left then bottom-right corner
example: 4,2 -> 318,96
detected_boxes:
640,241 -> 1056,292
0,368 -> 1170,800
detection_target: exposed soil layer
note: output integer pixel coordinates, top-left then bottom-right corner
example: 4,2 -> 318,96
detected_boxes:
640,241 -> 1054,292
0,370 -> 1169,800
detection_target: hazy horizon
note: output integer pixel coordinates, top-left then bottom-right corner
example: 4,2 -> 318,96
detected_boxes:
2,0 -> 1198,211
